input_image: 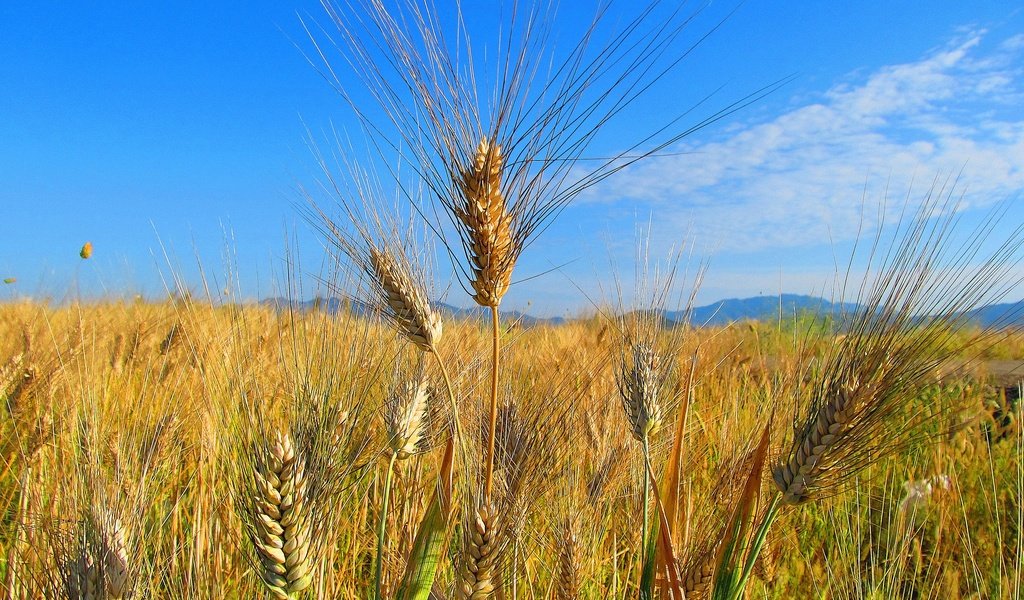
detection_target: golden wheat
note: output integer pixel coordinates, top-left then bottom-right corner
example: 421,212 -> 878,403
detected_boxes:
250,431 -> 312,599
369,245 -> 443,353
618,343 -> 664,443
456,138 -> 514,309
458,503 -> 502,599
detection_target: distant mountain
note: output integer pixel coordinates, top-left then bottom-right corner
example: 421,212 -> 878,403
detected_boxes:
261,294 -> 1024,329
673,294 -> 859,327
259,297 -> 566,327
961,300 -> 1024,329
262,296 -> 354,314
433,302 -> 566,327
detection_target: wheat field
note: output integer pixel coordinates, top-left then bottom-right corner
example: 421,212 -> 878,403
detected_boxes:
0,293 -> 1021,598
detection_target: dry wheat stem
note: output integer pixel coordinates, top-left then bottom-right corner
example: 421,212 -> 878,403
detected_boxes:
484,304 -> 501,504
374,452 -> 399,600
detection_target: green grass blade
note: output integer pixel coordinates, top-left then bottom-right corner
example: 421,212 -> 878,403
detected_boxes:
394,439 -> 454,600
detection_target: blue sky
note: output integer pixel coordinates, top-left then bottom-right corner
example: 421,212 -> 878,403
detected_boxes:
2,2 -> 1022,316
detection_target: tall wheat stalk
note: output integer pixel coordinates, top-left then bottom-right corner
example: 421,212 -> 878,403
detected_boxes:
311,3 -> 754,568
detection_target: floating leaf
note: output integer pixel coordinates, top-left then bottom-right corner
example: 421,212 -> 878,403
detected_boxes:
80,241 -> 93,259
2,277 -> 14,284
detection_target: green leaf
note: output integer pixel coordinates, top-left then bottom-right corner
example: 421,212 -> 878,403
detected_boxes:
394,439 -> 454,600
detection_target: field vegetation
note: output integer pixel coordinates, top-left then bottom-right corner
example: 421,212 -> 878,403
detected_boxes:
0,291 -> 1021,598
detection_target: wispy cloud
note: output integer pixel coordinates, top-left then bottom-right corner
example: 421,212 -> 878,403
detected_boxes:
583,30 -> 1024,256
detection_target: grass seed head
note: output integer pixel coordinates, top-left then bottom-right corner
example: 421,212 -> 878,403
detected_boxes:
456,138 -> 514,308
369,245 -> 443,352
251,431 -> 313,598
618,343 -> 664,442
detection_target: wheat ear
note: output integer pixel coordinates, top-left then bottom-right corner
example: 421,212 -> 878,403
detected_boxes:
555,521 -> 581,600
458,504 -> 502,599
67,508 -> 131,600
456,137 -> 514,309
682,555 -> 715,600
771,382 -> 868,505
369,245 -> 443,353
252,432 -> 312,599
375,371 -> 432,598
384,371 -> 432,460
69,547 -> 100,600
618,343 -> 663,443
96,510 -> 130,599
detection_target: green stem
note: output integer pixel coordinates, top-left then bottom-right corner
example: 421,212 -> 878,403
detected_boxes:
511,533 -> 520,600
640,435 -> 651,588
728,493 -> 783,600
374,452 -> 399,600
612,532 -> 618,599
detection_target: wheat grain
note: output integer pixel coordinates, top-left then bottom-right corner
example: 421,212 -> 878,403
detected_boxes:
384,370 -> 432,459
772,381 -> 869,505
96,510 -> 130,599
555,520 -> 581,600
618,343 -> 663,442
681,544 -> 717,600
66,507 -> 131,600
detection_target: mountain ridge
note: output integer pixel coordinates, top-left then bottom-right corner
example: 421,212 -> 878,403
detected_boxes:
261,294 -> 1024,328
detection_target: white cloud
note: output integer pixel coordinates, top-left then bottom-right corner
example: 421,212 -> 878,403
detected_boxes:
582,31 -> 1024,256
